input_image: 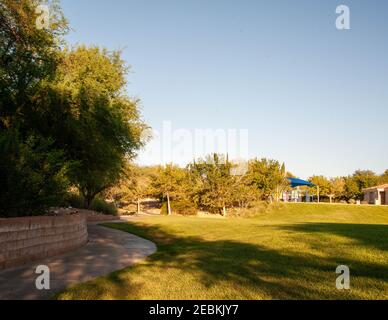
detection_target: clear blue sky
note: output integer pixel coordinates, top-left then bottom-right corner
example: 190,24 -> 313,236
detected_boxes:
61,0 -> 388,178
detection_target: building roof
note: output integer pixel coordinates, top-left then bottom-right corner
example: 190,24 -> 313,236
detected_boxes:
287,178 -> 315,188
363,184 -> 388,191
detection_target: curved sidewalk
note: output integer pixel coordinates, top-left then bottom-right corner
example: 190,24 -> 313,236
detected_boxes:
0,223 -> 157,300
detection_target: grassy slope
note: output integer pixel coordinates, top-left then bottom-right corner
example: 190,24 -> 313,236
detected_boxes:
56,203 -> 388,300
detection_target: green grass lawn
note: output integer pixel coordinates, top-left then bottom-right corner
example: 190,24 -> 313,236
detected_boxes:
56,203 -> 388,300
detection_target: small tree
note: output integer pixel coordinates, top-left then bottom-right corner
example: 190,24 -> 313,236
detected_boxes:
104,164 -> 151,214
309,176 -> 331,202
246,158 -> 287,202
150,164 -> 187,215
188,154 -> 234,216
342,170 -> 379,201
343,176 -> 360,201
231,175 -> 261,208
328,177 -> 345,203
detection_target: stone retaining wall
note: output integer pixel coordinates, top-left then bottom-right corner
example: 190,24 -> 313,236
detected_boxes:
83,213 -> 120,223
0,214 -> 88,270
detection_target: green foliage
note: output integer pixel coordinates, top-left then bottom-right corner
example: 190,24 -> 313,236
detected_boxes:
152,155 -> 289,216
343,170 -> 379,201
0,131 -> 70,217
343,176 -> 360,200
105,164 -> 153,203
90,198 -> 118,216
379,170 -> 388,184
150,164 -> 187,201
231,176 -> 262,208
151,164 -> 186,200
66,193 -> 85,209
309,175 -> 331,199
0,0 -> 70,217
0,1 -> 146,216
150,164 -> 188,215
245,158 -> 288,201
188,154 -> 235,215
161,200 -> 197,216
328,177 -> 345,202
66,193 -> 117,216
50,46 -> 146,207
309,172 -> 379,202
0,0 -> 68,130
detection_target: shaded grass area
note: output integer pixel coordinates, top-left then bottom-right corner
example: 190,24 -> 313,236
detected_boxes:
56,204 -> 388,300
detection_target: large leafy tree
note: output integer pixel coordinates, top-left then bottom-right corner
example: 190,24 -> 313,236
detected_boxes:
47,46 -> 146,207
0,0 -> 70,216
0,0 -> 67,130
0,1 -> 146,215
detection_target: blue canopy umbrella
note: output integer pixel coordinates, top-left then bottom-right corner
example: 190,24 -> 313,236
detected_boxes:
287,178 -> 315,188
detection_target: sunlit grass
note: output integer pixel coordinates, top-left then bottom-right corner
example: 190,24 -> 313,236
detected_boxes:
56,203 -> 388,300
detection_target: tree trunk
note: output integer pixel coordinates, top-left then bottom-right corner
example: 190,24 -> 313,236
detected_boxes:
317,186 -> 320,203
137,198 -> 141,215
222,206 -> 227,217
84,193 -> 93,209
167,193 -> 172,216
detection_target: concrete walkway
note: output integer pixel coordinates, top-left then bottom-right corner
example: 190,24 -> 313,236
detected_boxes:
0,223 -> 157,300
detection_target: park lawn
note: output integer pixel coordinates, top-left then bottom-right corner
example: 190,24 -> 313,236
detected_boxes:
56,203 -> 388,300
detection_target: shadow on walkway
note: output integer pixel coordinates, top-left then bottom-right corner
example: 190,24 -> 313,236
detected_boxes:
0,224 -> 156,300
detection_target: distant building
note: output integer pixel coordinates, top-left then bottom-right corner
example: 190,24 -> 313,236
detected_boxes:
283,178 -> 315,203
363,184 -> 388,205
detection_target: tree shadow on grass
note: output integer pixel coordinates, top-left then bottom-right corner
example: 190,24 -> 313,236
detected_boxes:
279,223 -> 388,252
57,222 -> 388,300
276,222 -> 388,288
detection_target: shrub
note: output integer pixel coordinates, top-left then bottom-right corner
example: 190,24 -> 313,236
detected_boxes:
174,199 -> 198,216
161,200 -> 197,216
66,193 -> 85,209
0,132 -> 70,217
66,193 -> 118,216
229,201 -> 285,218
90,198 -> 118,216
